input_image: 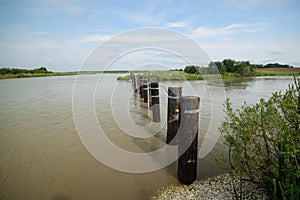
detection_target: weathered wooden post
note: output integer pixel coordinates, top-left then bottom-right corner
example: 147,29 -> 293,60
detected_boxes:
131,73 -> 134,89
148,82 -> 152,109
178,96 -> 200,185
148,78 -> 155,109
150,82 -> 160,122
139,76 -> 144,98
133,74 -> 138,93
166,86 -> 182,145
143,82 -> 148,104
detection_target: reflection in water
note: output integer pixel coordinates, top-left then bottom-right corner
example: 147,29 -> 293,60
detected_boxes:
0,75 -> 294,200
222,77 -> 255,89
225,76 -> 293,108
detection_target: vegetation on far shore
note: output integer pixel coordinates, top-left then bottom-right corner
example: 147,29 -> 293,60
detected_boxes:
0,67 -> 78,79
117,59 -> 300,81
117,70 -> 300,82
0,67 -> 130,79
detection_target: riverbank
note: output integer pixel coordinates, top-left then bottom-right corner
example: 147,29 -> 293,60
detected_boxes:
0,71 -> 130,80
117,68 -> 300,81
151,173 -> 270,200
0,72 -> 78,79
255,67 -> 300,76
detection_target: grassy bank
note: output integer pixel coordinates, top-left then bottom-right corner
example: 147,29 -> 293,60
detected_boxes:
0,70 -> 130,80
254,68 -> 300,76
117,68 -> 300,81
0,72 -> 78,79
117,71 -> 211,81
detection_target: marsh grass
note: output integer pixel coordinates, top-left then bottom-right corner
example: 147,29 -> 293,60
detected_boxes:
117,69 -> 298,82
117,71 -> 209,81
0,72 -> 78,79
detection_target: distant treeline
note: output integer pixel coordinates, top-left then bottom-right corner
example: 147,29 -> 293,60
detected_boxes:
0,67 -> 52,75
183,59 -> 294,76
261,63 -> 293,68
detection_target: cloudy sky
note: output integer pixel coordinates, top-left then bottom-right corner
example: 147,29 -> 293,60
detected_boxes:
0,0 -> 299,71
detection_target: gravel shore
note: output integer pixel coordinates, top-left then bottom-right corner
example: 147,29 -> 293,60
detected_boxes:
151,173 -> 270,200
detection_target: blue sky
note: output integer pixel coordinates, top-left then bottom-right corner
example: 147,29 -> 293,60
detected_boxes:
0,0 -> 299,71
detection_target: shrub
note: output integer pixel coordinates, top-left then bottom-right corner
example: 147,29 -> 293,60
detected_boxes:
220,76 -> 300,199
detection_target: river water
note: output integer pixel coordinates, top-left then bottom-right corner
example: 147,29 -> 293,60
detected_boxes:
0,75 -> 294,200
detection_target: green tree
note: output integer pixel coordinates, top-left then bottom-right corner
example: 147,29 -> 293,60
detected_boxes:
236,61 -> 254,76
222,58 -> 237,73
215,61 -> 226,74
184,65 -> 197,74
254,64 -> 264,68
0,67 -> 11,75
207,62 -> 220,74
220,77 -> 300,199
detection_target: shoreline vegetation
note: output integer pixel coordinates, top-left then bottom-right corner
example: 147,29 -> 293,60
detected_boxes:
117,68 -> 300,81
1,59 -> 299,80
0,67 -> 77,80
117,59 -> 300,81
0,67 -> 128,80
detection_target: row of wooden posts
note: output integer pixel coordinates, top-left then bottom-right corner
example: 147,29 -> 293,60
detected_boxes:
131,74 -> 199,185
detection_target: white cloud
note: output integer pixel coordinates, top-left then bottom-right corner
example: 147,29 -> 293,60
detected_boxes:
193,23 -> 246,36
112,33 -> 184,43
166,21 -> 188,28
75,34 -> 112,43
191,23 -> 266,39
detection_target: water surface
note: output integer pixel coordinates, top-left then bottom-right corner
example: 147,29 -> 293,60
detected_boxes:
0,75 -> 294,200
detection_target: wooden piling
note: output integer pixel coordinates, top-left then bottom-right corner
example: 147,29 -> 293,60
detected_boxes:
139,76 -> 144,98
133,74 -> 138,92
143,83 -> 148,103
131,73 -> 134,89
178,96 -> 200,185
150,82 -> 160,122
148,82 -> 152,108
166,87 -> 182,145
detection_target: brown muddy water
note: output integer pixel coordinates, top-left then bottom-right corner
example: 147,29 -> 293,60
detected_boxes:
0,74 -> 294,200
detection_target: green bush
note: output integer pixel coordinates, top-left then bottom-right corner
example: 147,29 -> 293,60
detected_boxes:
220,76 -> 300,199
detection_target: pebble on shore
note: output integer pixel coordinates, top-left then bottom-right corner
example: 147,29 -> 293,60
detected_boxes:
151,173 -> 270,200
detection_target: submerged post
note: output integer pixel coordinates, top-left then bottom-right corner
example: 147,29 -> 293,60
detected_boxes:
143,82 -> 148,104
150,82 -> 160,122
178,96 -> 200,185
166,87 -> 182,145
